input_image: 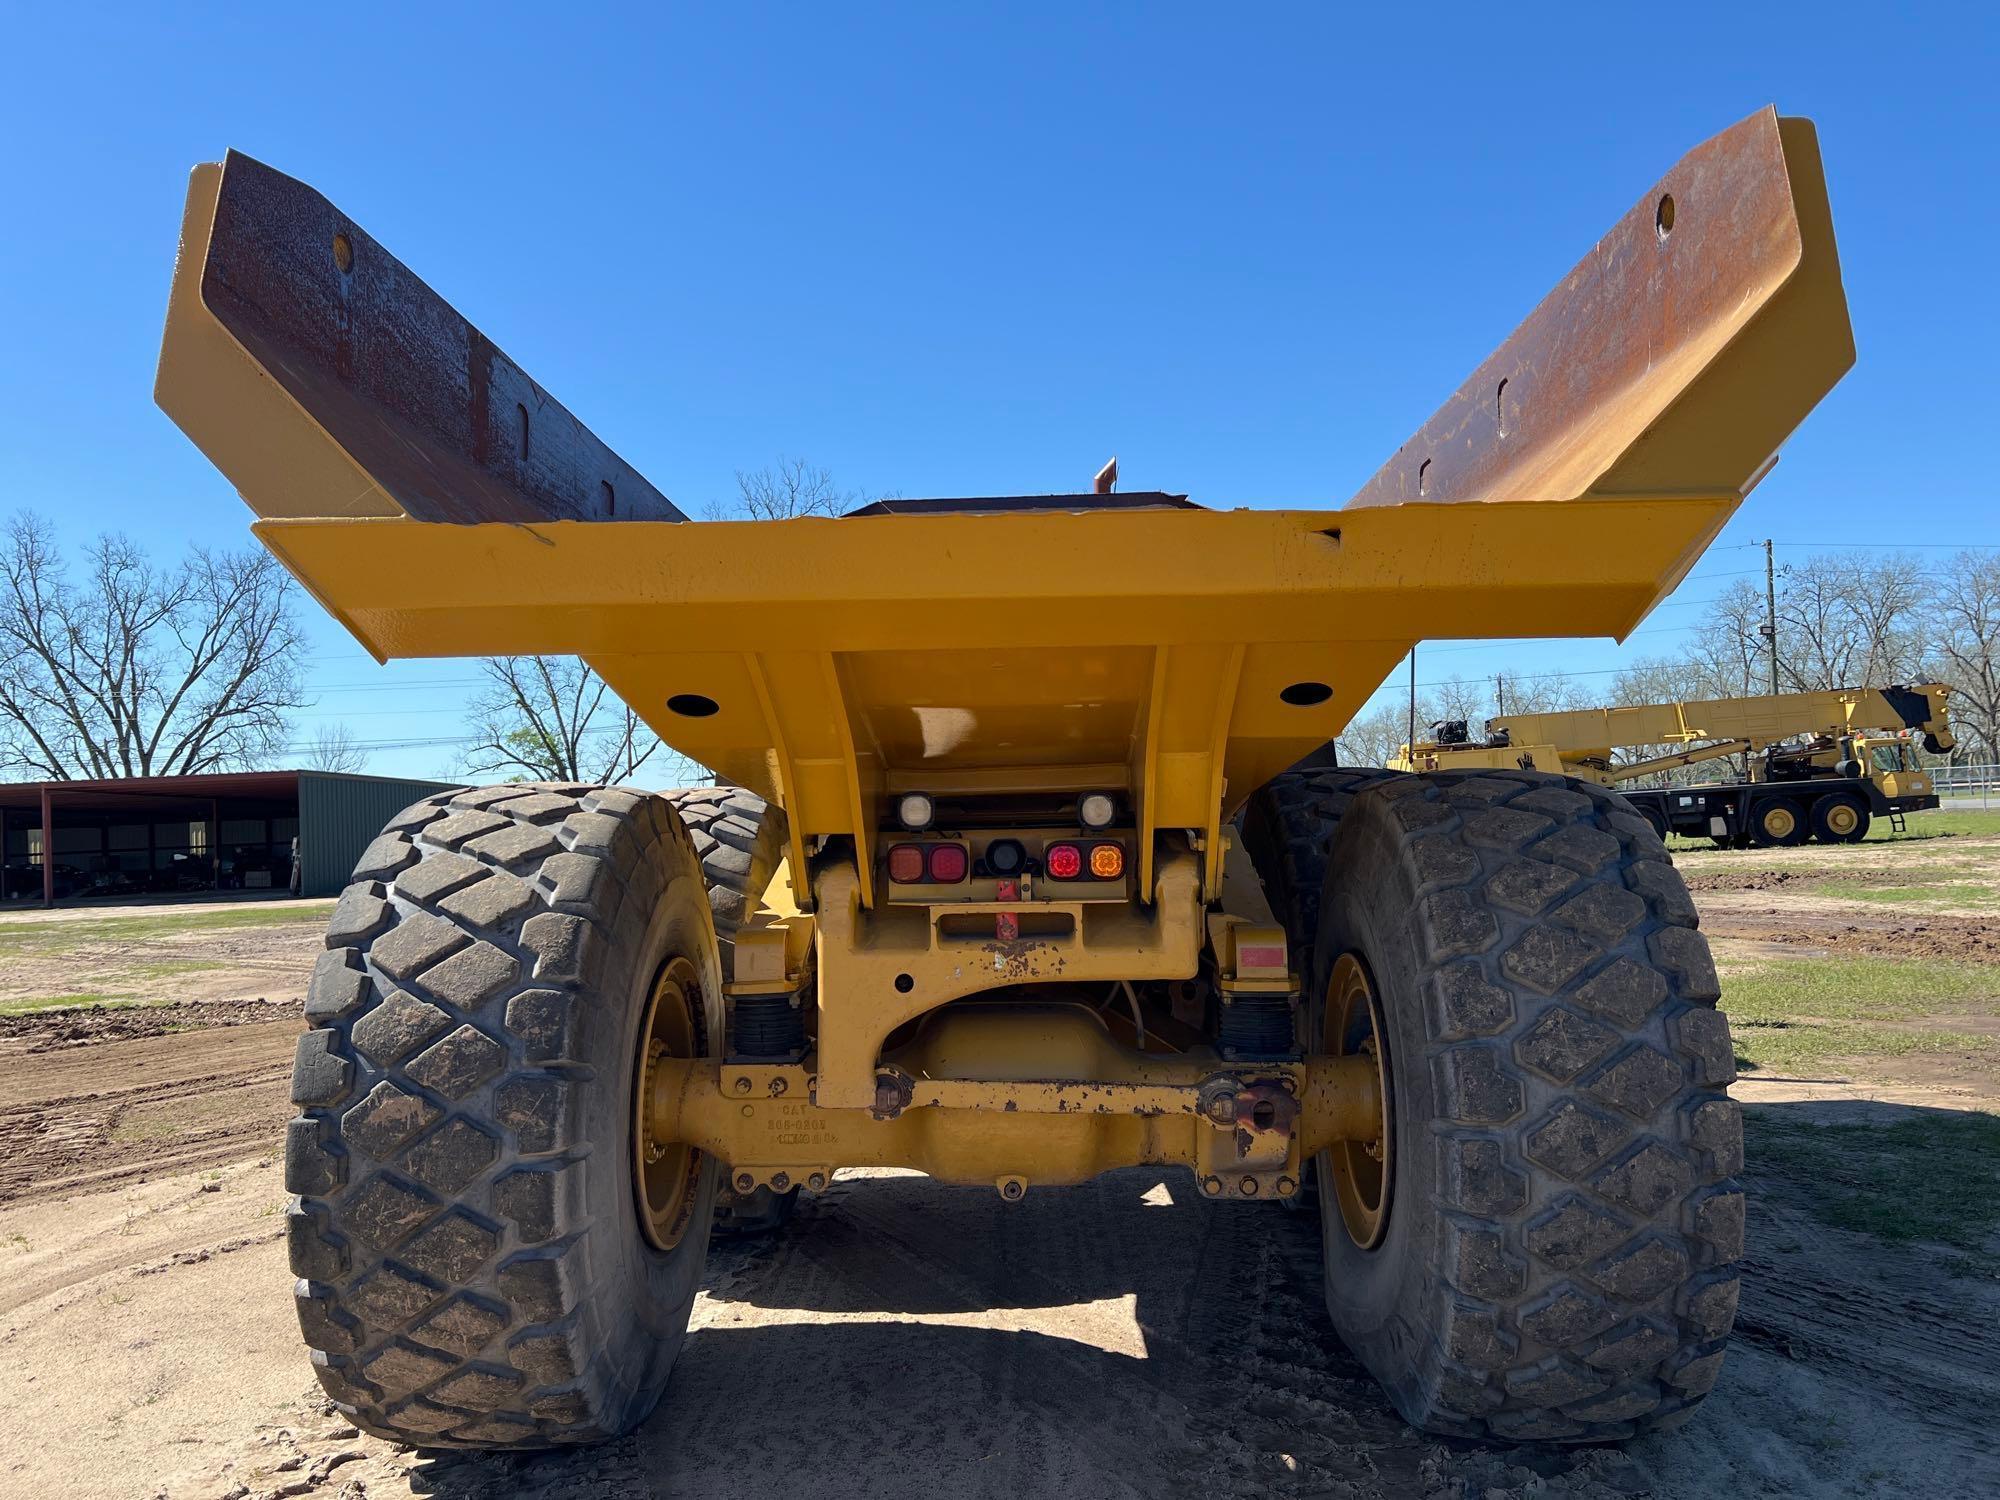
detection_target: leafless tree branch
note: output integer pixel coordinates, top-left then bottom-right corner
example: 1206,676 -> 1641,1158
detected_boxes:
0,514 -> 307,779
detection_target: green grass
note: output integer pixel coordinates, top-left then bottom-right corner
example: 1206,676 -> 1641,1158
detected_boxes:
1819,880 -> 2000,908
1721,957 -> 2000,1023
0,991 -> 144,1016
1669,808 -> 2000,852
0,900 -> 331,957
1720,957 -> 2000,1073
1872,809 -> 2000,841
1747,1108 -> 2000,1254
1730,1020 -> 1993,1073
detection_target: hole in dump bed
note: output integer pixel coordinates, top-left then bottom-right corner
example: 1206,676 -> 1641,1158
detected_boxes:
1417,457 -> 1431,496
1656,193 -> 1676,240
1280,682 -> 1333,707
667,694 -> 719,718
517,403 -> 532,462
1496,376 -> 1509,436
602,480 -> 616,516
331,232 -> 354,274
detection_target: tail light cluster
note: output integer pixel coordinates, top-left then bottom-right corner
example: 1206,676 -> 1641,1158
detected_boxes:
1045,841 -> 1125,881
888,842 -> 968,884
885,839 -> 1126,884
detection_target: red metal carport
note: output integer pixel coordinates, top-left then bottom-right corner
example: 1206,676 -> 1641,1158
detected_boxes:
0,771 -> 302,908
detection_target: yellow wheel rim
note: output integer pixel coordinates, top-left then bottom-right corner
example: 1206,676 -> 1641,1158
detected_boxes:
634,955 -> 706,1251
1761,804 -> 1797,840
1826,803 -> 1858,836
1323,953 -> 1393,1250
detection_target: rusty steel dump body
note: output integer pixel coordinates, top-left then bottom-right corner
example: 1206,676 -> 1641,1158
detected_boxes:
157,108 -> 1851,902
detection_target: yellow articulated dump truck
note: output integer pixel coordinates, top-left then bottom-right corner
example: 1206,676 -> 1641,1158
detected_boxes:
156,107 -> 1849,1447
1396,684 -> 1953,848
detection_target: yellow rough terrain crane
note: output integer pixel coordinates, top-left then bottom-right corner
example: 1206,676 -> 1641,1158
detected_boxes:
1394,684 -> 1952,847
156,107 -> 1848,1448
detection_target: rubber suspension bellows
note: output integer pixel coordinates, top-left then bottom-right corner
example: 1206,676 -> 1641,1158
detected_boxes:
732,994 -> 807,1059
1217,995 -> 1297,1061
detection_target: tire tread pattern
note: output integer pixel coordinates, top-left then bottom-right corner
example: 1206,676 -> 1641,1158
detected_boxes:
1237,766 -> 1407,976
1326,770 -> 1740,1441
286,782 -> 719,1449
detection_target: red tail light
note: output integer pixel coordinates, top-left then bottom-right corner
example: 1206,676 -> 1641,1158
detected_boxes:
887,844 -> 926,883
927,843 -> 968,883
1044,842 -> 1083,880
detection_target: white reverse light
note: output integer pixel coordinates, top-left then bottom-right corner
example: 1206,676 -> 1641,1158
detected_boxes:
897,792 -> 936,831
1079,792 -> 1116,830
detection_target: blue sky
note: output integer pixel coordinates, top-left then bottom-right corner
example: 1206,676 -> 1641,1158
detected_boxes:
2,5 -> 1995,780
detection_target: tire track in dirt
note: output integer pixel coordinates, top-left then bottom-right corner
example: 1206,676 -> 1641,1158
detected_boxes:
0,1015 -> 297,1205
380,1172 -> 1656,1500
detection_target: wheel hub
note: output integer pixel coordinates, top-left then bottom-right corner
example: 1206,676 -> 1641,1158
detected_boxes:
1323,952 -> 1393,1250
634,956 -> 706,1251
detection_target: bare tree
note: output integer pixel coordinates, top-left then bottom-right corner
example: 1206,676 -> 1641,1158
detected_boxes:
1335,698 -> 1427,768
0,514 -> 306,779
1432,675 -> 1484,727
1935,550 -> 2000,763
1770,552 -> 1930,692
704,458 -> 860,522
462,656 -> 699,785
1682,579 -> 1772,699
303,722 -> 369,774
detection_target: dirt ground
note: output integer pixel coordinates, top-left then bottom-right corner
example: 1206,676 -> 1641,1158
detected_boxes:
1,840 -> 1997,1500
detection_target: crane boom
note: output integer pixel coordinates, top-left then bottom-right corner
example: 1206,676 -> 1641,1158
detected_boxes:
1488,683 -> 1954,765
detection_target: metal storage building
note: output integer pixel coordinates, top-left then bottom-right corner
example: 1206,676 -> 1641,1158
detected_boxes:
0,770 -> 460,906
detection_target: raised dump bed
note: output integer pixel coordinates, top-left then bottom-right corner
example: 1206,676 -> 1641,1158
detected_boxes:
158,107 -> 1850,1451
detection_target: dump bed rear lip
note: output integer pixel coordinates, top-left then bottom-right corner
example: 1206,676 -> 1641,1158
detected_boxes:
252,495 -> 1733,663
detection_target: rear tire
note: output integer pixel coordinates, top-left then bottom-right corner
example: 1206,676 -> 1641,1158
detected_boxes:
1809,794 -> 1869,844
1309,770 -> 1740,1441
662,786 -> 787,978
661,788 -> 803,1236
286,784 -> 722,1449
1237,766 -> 1408,982
1748,798 -> 1807,848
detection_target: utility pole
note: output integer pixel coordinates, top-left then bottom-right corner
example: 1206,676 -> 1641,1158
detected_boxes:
1407,649 -> 1417,758
1495,672 -> 1507,718
1761,538 -> 1780,694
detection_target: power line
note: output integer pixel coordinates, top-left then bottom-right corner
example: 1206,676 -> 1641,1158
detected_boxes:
1772,539 -> 2000,550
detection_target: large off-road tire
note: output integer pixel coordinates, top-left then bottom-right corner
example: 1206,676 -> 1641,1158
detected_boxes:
661,786 -> 787,979
661,787 -> 802,1237
1309,770 -> 1741,1441
1237,766 -> 1407,980
286,783 -> 724,1448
